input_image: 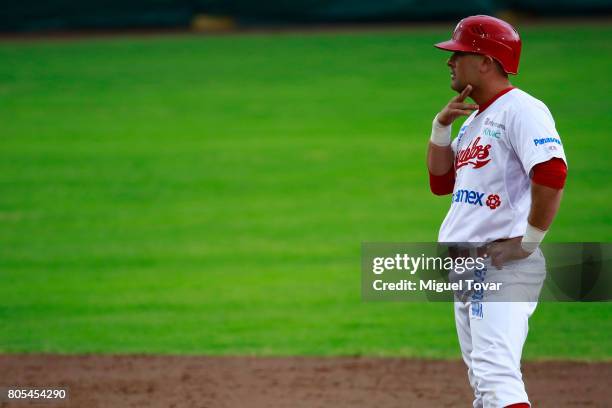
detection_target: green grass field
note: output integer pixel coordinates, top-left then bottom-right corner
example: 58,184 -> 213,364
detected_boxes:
0,25 -> 610,360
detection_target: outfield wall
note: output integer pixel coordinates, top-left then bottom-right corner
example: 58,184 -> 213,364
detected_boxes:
2,0 -> 612,32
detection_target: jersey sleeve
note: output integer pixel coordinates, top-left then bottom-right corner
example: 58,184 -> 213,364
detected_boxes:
508,103 -> 568,176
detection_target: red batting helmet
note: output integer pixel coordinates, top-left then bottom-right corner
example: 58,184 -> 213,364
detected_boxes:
434,15 -> 522,75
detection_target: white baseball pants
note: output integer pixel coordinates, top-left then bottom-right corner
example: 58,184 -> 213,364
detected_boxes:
454,249 -> 545,408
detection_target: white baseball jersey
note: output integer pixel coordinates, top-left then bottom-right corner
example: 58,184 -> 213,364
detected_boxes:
438,87 -> 567,243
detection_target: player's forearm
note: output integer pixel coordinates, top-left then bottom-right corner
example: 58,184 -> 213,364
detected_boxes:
427,143 -> 454,175
527,183 -> 564,231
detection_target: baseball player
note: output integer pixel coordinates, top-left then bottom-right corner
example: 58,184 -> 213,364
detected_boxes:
427,15 -> 568,408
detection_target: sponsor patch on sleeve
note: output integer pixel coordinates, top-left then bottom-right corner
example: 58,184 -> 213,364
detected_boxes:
533,137 -> 562,147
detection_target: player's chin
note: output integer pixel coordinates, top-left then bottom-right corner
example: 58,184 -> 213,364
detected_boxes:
450,79 -> 463,93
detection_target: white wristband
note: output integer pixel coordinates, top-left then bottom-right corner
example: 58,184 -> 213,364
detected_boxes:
430,114 -> 452,146
521,224 -> 547,253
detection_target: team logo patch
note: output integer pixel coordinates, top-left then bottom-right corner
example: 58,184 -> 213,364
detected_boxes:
486,194 -> 501,210
452,189 -> 501,210
455,137 -> 492,170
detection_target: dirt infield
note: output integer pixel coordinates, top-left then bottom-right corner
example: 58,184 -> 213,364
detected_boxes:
0,355 -> 609,407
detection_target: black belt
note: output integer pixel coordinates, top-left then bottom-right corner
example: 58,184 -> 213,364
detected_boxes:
448,246 -> 488,260
447,238 -> 512,259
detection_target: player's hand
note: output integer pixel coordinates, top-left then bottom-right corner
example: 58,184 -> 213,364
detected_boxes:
436,85 -> 479,126
487,237 -> 532,270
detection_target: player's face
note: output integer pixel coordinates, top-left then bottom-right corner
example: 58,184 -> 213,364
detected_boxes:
447,51 -> 483,92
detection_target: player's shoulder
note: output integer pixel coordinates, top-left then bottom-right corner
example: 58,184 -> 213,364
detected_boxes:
503,88 -> 552,116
